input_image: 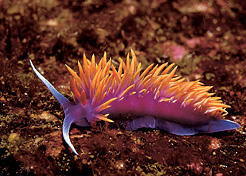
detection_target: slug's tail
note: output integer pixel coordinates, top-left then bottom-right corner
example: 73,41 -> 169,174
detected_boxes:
197,119 -> 240,134
30,60 -> 89,155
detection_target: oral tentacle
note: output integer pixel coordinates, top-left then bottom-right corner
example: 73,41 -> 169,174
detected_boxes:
29,60 -> 70,109
63,112 -> 78,155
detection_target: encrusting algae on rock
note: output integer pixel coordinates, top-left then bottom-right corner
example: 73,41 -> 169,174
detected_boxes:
30,49 -> 240,155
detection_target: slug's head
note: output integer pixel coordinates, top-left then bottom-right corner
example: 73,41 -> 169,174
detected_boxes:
30,58 -> 115,155
30,60 -> 90,155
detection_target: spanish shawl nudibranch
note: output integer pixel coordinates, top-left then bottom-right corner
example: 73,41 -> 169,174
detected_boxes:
30,50 -> 240,155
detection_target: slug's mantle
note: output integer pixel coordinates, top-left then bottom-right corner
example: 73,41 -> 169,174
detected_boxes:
30,50 -> 240,155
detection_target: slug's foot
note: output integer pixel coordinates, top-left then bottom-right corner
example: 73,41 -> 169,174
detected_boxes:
125,116 -> 197,135
126,116 -> 157,130
126,116 -> 240,136
157,120 -> 197,135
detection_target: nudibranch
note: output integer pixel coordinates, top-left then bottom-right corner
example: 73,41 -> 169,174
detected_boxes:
30,50 -> 240,155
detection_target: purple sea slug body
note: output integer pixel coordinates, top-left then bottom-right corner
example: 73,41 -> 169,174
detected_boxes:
30,50 -> 240,155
